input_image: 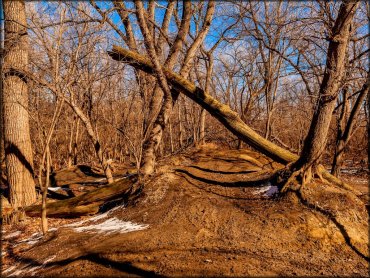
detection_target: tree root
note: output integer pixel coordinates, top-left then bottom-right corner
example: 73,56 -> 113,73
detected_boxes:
274,163 -> 361,197
295,184 -> 369,261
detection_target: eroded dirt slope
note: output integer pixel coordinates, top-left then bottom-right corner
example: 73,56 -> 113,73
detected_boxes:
2,146 -> 369,277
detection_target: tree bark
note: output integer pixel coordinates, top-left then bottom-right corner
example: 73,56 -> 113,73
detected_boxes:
290,1 -> 359,184
139,1 -> 215,175
24,177 -> 135,218
109,46 -> 297,163
3,0 -> 36,208
0,7 -> 4,170
68,100 -> 114,184
332,77 -> 369,176
138,0 -> 193,176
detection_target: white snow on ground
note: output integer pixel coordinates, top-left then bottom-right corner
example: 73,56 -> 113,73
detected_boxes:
253,182 -> 279,197
63,205 -> 125,227
73,217 -> 148,235
3,255 -> 56,277
2,266 -> 17,276
62,205 -> 148,235
14,232 -> 43,246
2,206 -> 147,277
3,231 -> 21,239
48,187 -> 72,192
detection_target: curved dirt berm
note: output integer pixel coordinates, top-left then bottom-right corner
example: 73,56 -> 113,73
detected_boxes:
2,147 -> 368,276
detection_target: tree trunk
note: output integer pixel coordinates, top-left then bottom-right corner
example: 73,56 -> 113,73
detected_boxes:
109,46 -> 297,163
73,118 -> 80,165
139,1 -> 215,176
332,87 -> 349,177
0,9 -> 4,169
3,0 -> 36,208
178,102 -> 183,148
199,109 -> 206,145
138,0 -> 193,176
332,78 -> 369,176
67,117 -> 76,168
41,146 -> 50,234
24,177 -> 136,218
68,101 -> 114,184
292,1 -> 359,180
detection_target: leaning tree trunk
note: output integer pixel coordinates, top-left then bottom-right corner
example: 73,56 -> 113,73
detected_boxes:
2,0 -> 36,208
68,100 -> 114,184
286,1 -> 359,189
109,45 -> 297,163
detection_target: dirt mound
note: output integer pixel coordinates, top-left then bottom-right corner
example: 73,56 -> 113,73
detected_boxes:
2,147 -> 369,276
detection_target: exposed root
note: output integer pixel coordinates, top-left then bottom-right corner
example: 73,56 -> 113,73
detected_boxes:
295,185 -> 369,261
274,163 -> 362,199
317,164 -> 361,195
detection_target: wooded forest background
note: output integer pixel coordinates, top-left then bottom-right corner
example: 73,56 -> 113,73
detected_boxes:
0,0 -> 369,209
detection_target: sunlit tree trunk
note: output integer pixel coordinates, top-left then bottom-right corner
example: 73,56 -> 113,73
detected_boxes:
3,0 -> 36,207
289,1 -> 359,186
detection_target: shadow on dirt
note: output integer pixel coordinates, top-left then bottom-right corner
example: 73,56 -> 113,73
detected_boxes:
175,168 -> 271,187
6,243 -> 164,277
295,190 -> 370,262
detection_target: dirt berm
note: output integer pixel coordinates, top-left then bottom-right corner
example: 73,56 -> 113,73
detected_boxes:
2,146 -> 369,276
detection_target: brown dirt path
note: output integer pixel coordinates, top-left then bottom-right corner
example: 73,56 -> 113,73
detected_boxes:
2,146 -> 368,277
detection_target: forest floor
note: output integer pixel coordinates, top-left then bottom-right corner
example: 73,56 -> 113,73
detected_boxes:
1,145 -> 369,277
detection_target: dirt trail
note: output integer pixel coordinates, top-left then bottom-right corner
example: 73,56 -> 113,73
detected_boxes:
2,146 -> 369,277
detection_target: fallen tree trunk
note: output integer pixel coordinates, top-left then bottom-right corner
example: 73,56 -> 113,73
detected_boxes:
24,177 -> 136,218
109,46 -> 296,165
108,46 -> 356,193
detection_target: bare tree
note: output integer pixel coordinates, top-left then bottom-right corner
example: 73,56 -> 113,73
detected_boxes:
280,1 -> 359,190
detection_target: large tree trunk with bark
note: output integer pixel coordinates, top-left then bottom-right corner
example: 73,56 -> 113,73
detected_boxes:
283,1 -> 359,189
2,0 -> 36,208
24,177 -> 136,218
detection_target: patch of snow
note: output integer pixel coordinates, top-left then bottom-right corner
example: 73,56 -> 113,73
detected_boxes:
253,182 -> 279,197
2,265 -> 16,275
63,205 -> 125,227
4,255 -> 56,277
48,187 -> 71,192
3,231 -> 21,239
73,217 -> 148,235
48,187 -> 61,192
14,232 -> 42,246
341,168 -> 358,174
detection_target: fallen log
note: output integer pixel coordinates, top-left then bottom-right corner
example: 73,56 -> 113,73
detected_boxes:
108,46 -> 356,193
24,177 -> 136,218
109,46 -> 296,164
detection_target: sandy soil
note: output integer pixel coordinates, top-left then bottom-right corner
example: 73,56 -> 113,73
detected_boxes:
1,146 -> 369,277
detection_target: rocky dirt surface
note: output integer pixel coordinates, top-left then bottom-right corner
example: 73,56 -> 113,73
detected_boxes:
1,146 -> 369,277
